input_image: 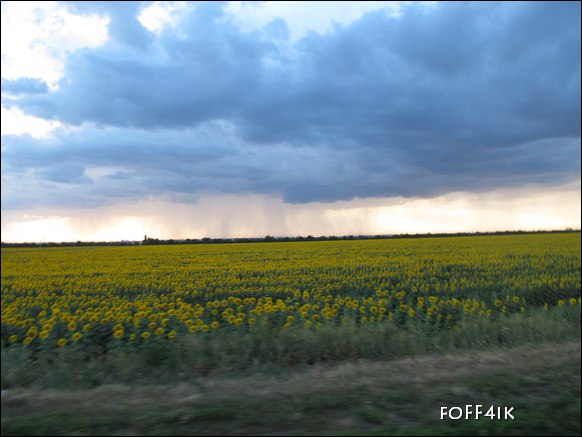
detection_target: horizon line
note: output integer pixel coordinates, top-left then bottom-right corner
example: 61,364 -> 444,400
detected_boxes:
2,228 -> 580,247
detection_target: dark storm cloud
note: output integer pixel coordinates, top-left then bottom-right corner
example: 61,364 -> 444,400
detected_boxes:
1,1 -> 580,208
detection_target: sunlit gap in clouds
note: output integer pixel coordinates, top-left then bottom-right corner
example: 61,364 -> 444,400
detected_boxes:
2,215 -> 149,243
1,185 -> 580,243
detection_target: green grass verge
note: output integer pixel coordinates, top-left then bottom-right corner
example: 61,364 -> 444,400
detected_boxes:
2,341 -> 580,436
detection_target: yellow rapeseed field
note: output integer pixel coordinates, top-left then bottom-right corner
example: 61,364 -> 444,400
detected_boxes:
1,233 -> 580,350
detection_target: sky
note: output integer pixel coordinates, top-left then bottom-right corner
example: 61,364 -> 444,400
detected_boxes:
1,1 -> 580,243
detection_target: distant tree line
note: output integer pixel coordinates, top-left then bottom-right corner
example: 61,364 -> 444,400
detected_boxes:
1,229 -> 578,248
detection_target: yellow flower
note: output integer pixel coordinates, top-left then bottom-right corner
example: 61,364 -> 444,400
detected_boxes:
189,325 -> 199,333
141,331 -> 151,339
113,330 -> 124,339
168,331 -> 177,339
56,338 -> 67,347
72,332 -> 82,342
9,335 -> 18,343
155,327 -> 165,336
210,321 -> 219,329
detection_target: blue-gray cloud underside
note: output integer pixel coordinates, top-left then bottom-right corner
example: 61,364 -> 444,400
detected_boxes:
1,78 -> 49,95
1,1 -> 580,209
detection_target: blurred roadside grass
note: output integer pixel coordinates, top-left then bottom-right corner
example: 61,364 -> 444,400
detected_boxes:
2,340 -> 580,436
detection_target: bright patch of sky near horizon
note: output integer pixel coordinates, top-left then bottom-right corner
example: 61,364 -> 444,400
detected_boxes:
1,1 -> 580,242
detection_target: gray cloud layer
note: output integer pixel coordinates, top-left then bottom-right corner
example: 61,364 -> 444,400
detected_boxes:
1,1 -> 580,209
